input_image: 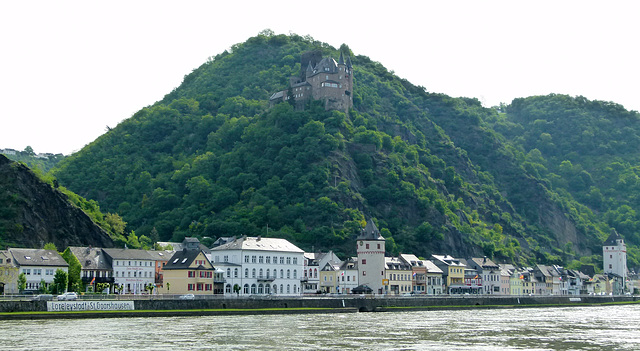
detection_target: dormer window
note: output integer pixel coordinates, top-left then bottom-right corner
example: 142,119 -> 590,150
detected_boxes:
25,256 -> 31,260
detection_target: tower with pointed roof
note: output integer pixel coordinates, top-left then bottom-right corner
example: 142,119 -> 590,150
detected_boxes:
356,219 -> 386,294
603,228 -> 628,288
269,51 -> 354,113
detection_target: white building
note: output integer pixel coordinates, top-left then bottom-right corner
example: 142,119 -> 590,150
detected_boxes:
103,248 -> 156,294
210,236 -> 305,296
9,248 -> 69,292
467,257 -> 501,294
603,229 -> 628,290
337,258 -> 359,294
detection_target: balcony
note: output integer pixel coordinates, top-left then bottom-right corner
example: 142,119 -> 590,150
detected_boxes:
257,275 -> 275,282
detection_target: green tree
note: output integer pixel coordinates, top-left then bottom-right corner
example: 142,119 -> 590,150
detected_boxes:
43,242 -> 57,251
52,269 -> 68,294
17,273 -> 26,293
60,247 -> 82,292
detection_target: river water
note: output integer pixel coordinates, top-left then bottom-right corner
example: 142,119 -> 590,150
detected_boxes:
2,305 -> 639,350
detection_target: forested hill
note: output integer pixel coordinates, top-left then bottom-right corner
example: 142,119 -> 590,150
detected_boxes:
50,32 -> 640,269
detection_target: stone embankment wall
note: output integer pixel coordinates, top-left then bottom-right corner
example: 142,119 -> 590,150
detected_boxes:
1,295 -> 637,315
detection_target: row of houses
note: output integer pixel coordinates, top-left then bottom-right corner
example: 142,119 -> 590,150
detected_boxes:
0,221 -> 635,296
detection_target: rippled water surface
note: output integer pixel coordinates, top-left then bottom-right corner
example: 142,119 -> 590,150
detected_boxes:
2,305 -> 639,350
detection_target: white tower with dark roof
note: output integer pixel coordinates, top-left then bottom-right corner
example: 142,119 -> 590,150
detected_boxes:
356,219 -> 386,294
603,228 -> 627,285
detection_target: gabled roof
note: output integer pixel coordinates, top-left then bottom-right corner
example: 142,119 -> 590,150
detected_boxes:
469,257 -> 499,270
102,248 -> 157,261
423,260 -> 443,274
0,250 -> 17,267
9,248 -> 68,267
357,219 -> 385,241
399,253 -> 424,267
69,246 -> 111,270
210,236 -> 304,253
164,249 -> 212,270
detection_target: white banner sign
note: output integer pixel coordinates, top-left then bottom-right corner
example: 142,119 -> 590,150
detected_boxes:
47,301 -> 135,312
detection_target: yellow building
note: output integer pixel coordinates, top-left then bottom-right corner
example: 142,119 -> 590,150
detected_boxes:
159,249 -> 218,295
319,263 -> 340,293
431,255 -> 465,294
384,257 -> 412,295
0,250 -> 19,294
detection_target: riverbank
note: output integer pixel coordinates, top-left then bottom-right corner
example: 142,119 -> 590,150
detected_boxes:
1,295 -> 637,320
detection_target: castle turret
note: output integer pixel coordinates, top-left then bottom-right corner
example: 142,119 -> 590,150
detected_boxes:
357,219 -> 386,294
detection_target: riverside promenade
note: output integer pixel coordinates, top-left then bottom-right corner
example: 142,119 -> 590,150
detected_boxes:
1,294 -> 638,319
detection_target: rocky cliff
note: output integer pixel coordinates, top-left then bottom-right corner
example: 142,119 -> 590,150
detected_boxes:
0,155 -> 113,249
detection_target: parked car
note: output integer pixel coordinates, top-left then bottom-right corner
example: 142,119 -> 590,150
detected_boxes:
57,292 -> 78,301
32,294 -> 54,301
178,293 -> 195,300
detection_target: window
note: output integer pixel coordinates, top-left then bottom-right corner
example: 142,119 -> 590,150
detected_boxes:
252,256 -> 257,263
314,269 -> 318,278
227,268 -> 231,278
251,284 -> 256,294
188,271 -> 195,278
366,244 -> 370,249
287,269 -> 290,279
272,256 -> 277,264
293,270 -> 297,279
234,268 -> 239,278
197,283 -> 204,291
266,256 -> 271,264
243,284 -> 249,294
363,271 -> 367,276
362,259 -> 367,265
259,268 -> 263,278
293,258 -> 297,265
245,268 -> 249,278
224,255 -> 229,262
245,256 -> 249,263
280,257 -> 284,264
252,268 -> 256,278
377,244 -> 381,249
286,257 -> 291,265
280,269 -> 284,278
188,284 -> 195,291
259,256 -> 264,263
226,284 -> 232,293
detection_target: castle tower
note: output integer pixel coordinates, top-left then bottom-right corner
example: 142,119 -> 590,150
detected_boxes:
270,51 -> 353,113
357,219 -> 386,294
603,228 -> 628,288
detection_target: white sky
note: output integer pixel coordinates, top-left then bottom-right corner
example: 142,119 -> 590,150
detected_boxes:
1,1 -> 638,155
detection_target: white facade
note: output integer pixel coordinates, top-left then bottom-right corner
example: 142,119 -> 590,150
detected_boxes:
9,249 -> 68,292
103,249 -> 156,294
603,229 -> 628,285
357,220 -> 386,294
210,236 -> 305,296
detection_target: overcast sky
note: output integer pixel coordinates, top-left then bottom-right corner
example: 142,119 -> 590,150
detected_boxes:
1,1 -> 638,155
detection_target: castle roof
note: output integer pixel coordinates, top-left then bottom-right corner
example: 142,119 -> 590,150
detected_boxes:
338,52 -> 345,65
604,228 -> 624,246
357,219 -> 385,241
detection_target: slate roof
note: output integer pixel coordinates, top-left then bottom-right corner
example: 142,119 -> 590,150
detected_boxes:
604,228 -> 623,246
163,249 -> 212,271
9,248 -> 68,267
69,246 -> 111,270
357,219 -> 385,241
102,248 -> 157,261
0,250 -> 17,267
423,260 -> 443,274
210,236 -> 304,253
469,257 -> 499,270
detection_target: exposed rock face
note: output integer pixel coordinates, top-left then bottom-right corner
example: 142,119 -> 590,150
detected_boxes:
0,155 -> 113,249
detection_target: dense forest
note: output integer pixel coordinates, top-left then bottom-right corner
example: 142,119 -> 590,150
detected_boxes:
46,31 -> 640,270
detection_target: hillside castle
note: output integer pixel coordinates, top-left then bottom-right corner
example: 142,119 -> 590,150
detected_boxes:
269,50 -> 353,113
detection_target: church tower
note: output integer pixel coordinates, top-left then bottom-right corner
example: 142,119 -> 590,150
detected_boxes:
357,219 -> 386,294
603,228 -> 628,287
